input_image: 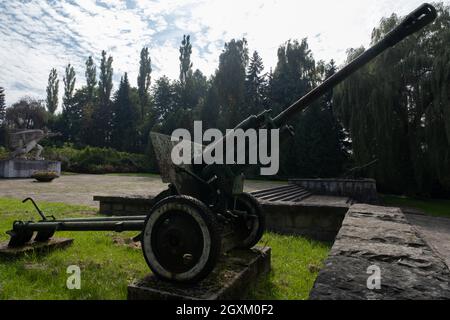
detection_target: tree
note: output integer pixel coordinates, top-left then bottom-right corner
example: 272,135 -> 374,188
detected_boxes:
85,56 -> 97,102
76,56 -> 98,145
63,64 -> 76,109
245,51 -> 265,114
93,50 -> 114,146
46,68 -> 59,114
5,97 -> 47,129
271,39 -> 316,110
268,38 -> 348,178
334,4 -> 450,196
201,77 -> 220,130
137,47 -> 152,119
61,64 -> 82,143
179,35 -> 193,86
215,38 -> 249,128
0,87 -> 5,124
98,50 -> 113,107
112,73 -> 139,152
152,76 -> 175,128
288,60 -> 348,178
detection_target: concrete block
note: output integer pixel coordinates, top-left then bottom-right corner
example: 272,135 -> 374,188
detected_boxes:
0,159 -> 61,178
0,238 -> 73,258
128,246 -> 271,300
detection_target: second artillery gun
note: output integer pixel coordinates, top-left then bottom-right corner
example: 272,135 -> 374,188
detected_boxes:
5,4 -> 437,283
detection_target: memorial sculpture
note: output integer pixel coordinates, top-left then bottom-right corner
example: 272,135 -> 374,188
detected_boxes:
7,129 -> 60,160
0,129 -> 61,178
4,3 -> 437,283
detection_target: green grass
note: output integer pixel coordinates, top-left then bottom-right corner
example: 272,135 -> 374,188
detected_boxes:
381,194 -> 450,218
0,198 -> 330,300
248,233 -> 330,300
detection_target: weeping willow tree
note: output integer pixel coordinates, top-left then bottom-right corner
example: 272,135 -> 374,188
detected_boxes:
334,3 -> 450,196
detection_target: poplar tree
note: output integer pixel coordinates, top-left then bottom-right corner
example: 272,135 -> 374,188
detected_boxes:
46,68 -> 59,114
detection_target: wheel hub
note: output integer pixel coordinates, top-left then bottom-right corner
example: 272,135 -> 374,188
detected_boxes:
151,211 -> 204,274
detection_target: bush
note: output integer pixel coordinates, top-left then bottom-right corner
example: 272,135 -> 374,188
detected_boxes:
31,171 -> 59,182
43,144 -> 152,174
0,146 -> 8,160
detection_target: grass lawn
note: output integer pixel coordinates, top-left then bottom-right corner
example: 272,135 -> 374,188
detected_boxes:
0,198 -> 329,300
381,195 -> 450,218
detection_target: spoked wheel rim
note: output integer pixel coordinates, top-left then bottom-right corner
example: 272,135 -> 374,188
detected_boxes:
142,196 -> 220,283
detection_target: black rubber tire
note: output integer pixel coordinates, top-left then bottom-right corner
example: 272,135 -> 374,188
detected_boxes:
234,193 -> 266,249
141,195 -> 222,283
151,188 -> 175,207
132,188 -> 176,242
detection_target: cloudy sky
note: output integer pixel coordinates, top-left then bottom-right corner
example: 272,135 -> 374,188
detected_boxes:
1,0 -> 448,108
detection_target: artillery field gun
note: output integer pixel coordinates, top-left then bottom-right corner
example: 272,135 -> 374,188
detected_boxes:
5,4 -> 437,283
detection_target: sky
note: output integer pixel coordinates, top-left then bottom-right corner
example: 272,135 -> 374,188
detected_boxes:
1,0 -> 448,108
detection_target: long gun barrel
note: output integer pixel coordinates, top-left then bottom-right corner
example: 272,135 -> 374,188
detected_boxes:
273,3 -> 437,127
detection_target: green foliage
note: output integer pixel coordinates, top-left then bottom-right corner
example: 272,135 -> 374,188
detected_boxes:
63,64 -> 76,109
85,56 -> 97,101
43,144 -> 151,174
334,3 -> 450,196
271,40 -> 348,178
111,73 -> 139,152
179,34 -> 193,85
215,38 -> 249,127
0,146 -> 8,159
46,68 -> 59,114
246,51 -> 266,115
152,75 -> 175,131
137,47 -> 152,119
5,97 -> 48,129
92,50 -> 114,147
0,86 -> 5,124
381,194 -> 450,218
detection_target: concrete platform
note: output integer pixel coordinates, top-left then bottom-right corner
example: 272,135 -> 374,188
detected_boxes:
0,159 -> 61,178
128,246 -> 271,300
0,238 -> 73,258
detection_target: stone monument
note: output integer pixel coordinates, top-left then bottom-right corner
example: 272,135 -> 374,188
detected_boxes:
0,129 -> 61,178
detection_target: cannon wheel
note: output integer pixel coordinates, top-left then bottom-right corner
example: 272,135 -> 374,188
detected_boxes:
142,195 -> 221,283
234,193 -> 266,249
151,187 -> 176,206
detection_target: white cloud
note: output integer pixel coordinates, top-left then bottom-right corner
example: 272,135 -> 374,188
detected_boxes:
0,0 -> 448,109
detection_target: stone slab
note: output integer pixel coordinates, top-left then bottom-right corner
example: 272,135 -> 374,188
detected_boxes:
128,246 -> 271,300
0,159 -> 61,178
0,238 -> 73,258
310,204 -> 450,300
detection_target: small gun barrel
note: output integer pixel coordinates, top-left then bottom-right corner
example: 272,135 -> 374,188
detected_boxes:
273,3 -> 437,127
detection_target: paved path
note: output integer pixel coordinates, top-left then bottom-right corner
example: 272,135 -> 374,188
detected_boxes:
0,174 -> 284,208
405,213 -> 450,270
